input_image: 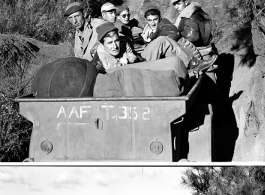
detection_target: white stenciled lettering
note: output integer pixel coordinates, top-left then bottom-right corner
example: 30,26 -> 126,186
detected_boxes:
132,107 -> 138,120
118,106 -> 128,119
101,105 -> 114,120
80,106 -> 91,118
57,106 -> 67,118
142,107 -> 151,120
69,106 -> 79,118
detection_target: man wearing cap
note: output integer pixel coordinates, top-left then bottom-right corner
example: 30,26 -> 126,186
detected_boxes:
140,4 -> 217,73
171,0 -> 218,82
114,5 -> 143,46
65,2 -> 105,61
172,0 -> 212,47
96,22 -> 137,70
101,2 -> 117,23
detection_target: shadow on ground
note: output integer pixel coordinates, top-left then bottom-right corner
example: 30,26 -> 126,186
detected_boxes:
176,53 -> 240,162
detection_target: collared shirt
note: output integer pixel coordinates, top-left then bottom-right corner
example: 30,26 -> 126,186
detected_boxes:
74,18 -> 105,61
97,42 -> 137,70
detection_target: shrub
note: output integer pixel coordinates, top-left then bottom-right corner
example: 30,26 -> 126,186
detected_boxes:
0,93 -> 32,162
0,34 -> 36,162
0,0 -> 74,45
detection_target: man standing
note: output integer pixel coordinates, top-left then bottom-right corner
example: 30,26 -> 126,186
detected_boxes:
101,2 -> 117,23
64,2 -> 104,61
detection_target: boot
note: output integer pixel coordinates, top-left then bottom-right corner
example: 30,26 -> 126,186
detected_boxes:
188,54 -> 218,73
177,37 -> 202,60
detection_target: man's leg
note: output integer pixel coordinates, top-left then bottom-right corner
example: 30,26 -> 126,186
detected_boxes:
141,36 -> 193,67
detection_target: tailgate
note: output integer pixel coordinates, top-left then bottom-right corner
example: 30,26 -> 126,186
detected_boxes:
19,98 -> 186,161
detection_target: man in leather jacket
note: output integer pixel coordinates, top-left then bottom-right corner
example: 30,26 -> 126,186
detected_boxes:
172,0 -> 212,47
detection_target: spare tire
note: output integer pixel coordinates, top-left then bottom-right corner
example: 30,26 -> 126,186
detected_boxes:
31,57 -> 98,98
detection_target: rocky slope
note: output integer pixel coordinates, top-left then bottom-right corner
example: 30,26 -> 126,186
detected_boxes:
230,54 -> 265,161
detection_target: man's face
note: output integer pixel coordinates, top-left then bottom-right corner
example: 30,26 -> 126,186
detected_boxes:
102,10 -> 117,23
173,0 -> 186,13
146,15 -> 160,31
117,10 -> 130,25
102,31 -> 120,56
68,11 -> 85,30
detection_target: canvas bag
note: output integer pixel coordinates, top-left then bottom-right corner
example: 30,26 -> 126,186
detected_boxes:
94,68 -> 184,97
31,57 -> 98,98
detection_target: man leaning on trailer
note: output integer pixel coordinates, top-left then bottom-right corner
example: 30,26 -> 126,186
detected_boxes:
64,2 -> 105,61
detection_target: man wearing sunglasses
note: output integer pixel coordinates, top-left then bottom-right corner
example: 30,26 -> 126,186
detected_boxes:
115,5 -> 143,47
65,2 -> 105,61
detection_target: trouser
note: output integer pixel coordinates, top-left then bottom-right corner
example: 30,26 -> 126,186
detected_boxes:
141,36 -> 193,67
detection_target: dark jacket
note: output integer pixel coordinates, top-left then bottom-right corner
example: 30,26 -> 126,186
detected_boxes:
150,18 -> 180,41
177,8 -> 212,47
115,18 -> 141,41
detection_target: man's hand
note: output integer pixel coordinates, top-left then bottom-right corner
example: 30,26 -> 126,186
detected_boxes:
95,60 -> 105,71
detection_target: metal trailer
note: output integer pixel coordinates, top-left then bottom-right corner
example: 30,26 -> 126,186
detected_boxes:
15,74 -> 213,162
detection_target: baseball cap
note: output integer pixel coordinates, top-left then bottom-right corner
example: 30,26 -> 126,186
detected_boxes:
64,2 -> 83,17
101,2 -> 116,13
143,5 -> 160,17
96,22 -> 118,41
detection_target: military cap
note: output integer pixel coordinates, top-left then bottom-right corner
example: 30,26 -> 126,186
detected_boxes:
64,2 -> 83,17
96,22 -> 118,41
143,5 -> 160,17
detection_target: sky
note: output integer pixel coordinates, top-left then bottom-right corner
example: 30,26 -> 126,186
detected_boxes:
0,166 -> 192,195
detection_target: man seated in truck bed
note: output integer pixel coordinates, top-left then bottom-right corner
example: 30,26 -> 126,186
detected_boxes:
95,21 -> 216,72
140,4 -> 217,73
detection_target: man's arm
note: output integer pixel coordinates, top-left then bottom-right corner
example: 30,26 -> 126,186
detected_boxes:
141,24 -> 153,43
125,42 -> 137,63
149,18 -> 180,41
179,18 -> 200,43
83,18 -> 105,61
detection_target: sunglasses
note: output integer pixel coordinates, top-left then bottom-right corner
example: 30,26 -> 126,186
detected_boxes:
121,13 -> 130,18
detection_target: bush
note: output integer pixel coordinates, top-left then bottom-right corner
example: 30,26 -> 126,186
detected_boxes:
0,34 -> 36,162
0,93 -> 32,162
0,0 -> 74,45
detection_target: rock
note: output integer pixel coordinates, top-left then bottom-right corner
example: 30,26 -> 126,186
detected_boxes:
231,56 -> 265,161
252,18 -> 265,57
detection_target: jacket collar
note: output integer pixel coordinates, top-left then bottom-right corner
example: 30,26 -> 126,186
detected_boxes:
174,2 -> 201,27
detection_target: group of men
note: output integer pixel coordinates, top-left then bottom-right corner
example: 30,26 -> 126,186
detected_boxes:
64,0 -> 217,72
